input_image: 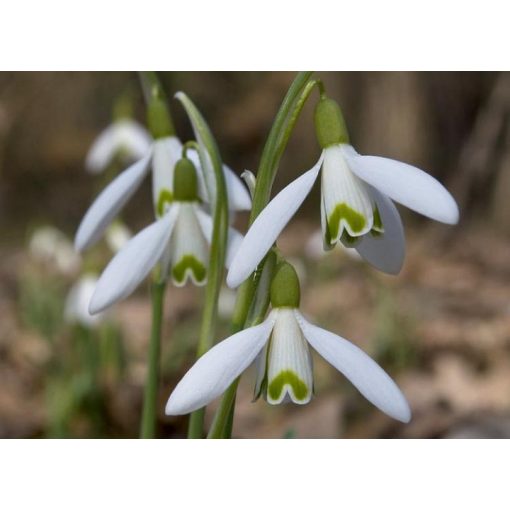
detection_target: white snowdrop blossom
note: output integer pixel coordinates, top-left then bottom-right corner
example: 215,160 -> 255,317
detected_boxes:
227,96 -> 459,288
88,158 -> 244,314
166,263 -> 411,423
64,274 -> 106,327
85,118 -> 152,174
75,124 -> 251,253
29,226 -> 81,275
104,221 -> 132,253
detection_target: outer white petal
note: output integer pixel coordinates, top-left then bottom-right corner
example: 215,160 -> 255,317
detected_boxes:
89,205 -> 180,314
64,274 -> 105,327
165,314 -> 276,415
152,136 -> 183,217
85,124 -> 117,174
223,165 -> 252,211
343,145 -> 459,225
75,150 -> 152,252
194,207 -> 244,269
116,119 -> 152,161
295,311 -> 411,423
188,149 -> 250,212
226,155 -> 323,288
354,187 -> 406,275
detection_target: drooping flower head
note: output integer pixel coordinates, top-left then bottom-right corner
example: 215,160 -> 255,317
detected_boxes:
88,155 -> 243,314
166,261 -> 411,423
226,94 -> 459,288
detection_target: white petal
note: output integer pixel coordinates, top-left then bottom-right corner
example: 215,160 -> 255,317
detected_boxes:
85,124 -> 117,174
194,207 -> 244,269
226,155 -> 323,288
165,315 -> 276,415
89,205 -> 180,314
115,119 -> 152,161
322,145 -> 374,240
343,145 -> 459,225
168,203 -> 208,286
75,150 -> 152,252
223,165 -> 252,211
64,274 -> 105,327
354,186 -> 406,275
295,311 -> 411,423
152,136 -> 183,217
188,149 -> 250,212
266,309 -> 313,405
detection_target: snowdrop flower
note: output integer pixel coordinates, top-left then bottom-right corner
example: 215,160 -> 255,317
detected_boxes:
166,262 -> 411,423
227,95 -> 459,287
104,221 -> 132,253
85,118 -> 152,174
64,274 -> 106,327
89,157 -> 243,314
75,98 -> 251,253
29,226 -> 81,275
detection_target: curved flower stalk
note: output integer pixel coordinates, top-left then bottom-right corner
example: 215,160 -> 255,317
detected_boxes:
227,95 -> 459,287
75,106 -> 251,254
85,118 -> 152,174
89,157 -> 243,314
166,262 -> 411,423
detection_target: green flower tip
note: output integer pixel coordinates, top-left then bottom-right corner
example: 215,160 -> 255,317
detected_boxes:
147,97 -> 175,139
173,158 -> 198,201
314,96 -> 350,148
270,262 -> 301,309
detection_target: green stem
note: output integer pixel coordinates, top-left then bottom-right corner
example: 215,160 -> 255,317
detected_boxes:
175,93 -> 229,439
140,281 -> 166,439
207,73 -> 321,439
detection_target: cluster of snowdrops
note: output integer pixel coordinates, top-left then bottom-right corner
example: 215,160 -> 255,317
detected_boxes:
74,72 -> 459,438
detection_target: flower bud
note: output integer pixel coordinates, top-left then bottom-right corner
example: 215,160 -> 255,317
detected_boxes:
270,261 -> 300,308
314,96 -> 350,148
173,158 -> 198,201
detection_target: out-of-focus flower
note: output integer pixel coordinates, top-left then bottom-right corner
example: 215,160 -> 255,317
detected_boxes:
85,119 -> 152,174
104,222 -> 132,254
226,96 -> 459,288
165,262 -> 411,423
89,158 -> 243,314
29,226 -> 81,275
64,274 -> 106,327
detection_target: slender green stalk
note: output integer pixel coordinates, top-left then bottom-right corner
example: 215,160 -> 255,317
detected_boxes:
140,281 -> 166,438
175,93 -> 229,439
207,73 -> 321,439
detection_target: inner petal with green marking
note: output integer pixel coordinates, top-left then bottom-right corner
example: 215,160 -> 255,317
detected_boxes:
167,202 -> 209,287
321,144 -> 374,241
172,254 -> 206,286
265,308 -> 313,405
156,189 -> 173,217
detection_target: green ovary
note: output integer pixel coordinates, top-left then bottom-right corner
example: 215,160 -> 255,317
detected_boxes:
172,255 -> 206,284
156,189 -> 173,217
268,370 -> 309,402
328,203 -> 367,240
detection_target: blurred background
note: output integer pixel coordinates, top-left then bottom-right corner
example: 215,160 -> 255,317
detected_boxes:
0,71 -> 509,438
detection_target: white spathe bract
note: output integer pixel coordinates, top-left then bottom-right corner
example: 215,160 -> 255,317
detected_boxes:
85,119 -> 152,174
76,136 -> 251,253
227,143 -> 459,287
65,274 -> 106,327
89,200 -> 244,314
165,307 -> 411,423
